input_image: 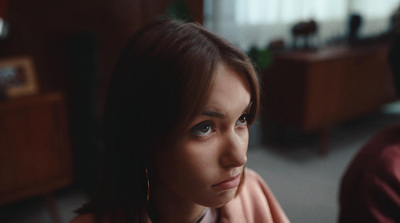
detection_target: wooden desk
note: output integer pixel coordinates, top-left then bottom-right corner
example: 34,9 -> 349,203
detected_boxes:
0,92 -> 73,222
262,45 -> 397,154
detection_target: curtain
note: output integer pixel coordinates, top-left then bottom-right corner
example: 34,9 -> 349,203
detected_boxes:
204,0 -> 400,50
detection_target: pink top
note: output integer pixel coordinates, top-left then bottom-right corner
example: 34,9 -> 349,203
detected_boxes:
200,168 -> 290,223
70,169 -> 289,223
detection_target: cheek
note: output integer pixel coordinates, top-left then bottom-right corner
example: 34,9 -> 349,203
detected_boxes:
237,127 -> 249,149
151,132 -> 248,207
153,140 -> 219,185
175,140 -> 220,181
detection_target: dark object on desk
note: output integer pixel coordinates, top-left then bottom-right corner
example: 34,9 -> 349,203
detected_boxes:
268,39 -> 285,51
390,6 -> 400,33
291,20 -> 318,50
347,14 -> 363,46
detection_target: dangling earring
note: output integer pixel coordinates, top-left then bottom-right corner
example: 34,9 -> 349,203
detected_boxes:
145,167 -> 150,202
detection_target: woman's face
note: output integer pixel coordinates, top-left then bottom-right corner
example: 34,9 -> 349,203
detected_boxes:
152,63 -> 252,208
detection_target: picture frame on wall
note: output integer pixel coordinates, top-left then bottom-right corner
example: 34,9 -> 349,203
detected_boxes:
0,56 -> 38,98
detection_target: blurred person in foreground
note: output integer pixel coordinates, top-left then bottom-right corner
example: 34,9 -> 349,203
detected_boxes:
339,34 -> 400,222
69,19 -> 289,223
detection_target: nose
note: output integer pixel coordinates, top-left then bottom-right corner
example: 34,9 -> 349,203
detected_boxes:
220,130 -> 248,168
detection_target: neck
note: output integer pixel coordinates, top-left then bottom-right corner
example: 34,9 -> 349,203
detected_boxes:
149,177 -> 206,223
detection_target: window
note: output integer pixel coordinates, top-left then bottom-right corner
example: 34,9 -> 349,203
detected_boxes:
235,0 -> 348,25
204,0 -> 400,50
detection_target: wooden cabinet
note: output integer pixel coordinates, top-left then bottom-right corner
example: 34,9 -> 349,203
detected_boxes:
0,92 -> 72,206
262,45 -> 397,154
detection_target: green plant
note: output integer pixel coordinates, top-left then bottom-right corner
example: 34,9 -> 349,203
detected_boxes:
247,46 -> 273,70
167,1 -> 193,22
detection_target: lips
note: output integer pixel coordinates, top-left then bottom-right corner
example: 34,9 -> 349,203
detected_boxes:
212,174 -> 241,190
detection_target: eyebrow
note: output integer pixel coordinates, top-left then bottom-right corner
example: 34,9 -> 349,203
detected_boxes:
202,110 -> 226,119
201,101 -> 253,119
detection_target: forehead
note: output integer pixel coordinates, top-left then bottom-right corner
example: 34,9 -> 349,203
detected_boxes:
205,64 -> 251,112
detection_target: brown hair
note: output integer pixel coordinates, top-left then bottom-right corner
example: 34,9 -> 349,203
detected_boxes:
76,19 -> 260,223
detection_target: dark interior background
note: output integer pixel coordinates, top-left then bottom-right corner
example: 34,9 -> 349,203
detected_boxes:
0,0 -> 203,193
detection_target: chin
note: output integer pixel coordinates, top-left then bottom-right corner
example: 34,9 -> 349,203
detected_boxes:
205,188 -> 238,208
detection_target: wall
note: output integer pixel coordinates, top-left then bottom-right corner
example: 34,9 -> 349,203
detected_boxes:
1,0 -> 203,98
0,0 -> 203,193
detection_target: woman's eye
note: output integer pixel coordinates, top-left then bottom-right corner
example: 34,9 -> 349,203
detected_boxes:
190,122 -> 214,137
236,114 -> 248,126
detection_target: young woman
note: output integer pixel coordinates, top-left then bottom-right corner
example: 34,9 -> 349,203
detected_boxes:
71,19 -> 289,223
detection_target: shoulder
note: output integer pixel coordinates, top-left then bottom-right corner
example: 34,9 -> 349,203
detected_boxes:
374,143 -> 400,183
240,168 -> 279,206
241,168 -> 276,199
219,168 -> 290,223
344,124 -> 400,173
243,168 -> 266,186
339,144 -> 400,222
352,124 -> 400,177
339,126 -> 400,221
364,124 -> 400,155
69,214 -> 95,223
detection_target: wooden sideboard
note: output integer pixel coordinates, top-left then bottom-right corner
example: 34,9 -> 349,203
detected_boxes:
262,45 -> 397,154
0,92 -> 73,221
